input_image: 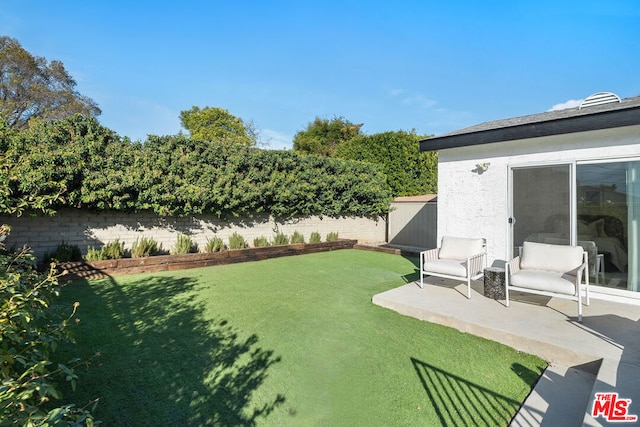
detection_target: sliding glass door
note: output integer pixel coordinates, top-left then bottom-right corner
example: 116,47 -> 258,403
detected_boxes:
510,160 -> 640,295
510,164 -> 572,255
577,161 -> 640,292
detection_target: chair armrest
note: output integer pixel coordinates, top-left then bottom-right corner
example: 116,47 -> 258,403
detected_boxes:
420,248 -> 439,264
506,256 -> 521,276
467,251 -> 486,275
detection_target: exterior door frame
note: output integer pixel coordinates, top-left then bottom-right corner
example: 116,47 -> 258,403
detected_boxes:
507,161 -> 576,260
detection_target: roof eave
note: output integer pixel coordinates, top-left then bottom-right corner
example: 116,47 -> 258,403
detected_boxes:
420,106 -> 640,152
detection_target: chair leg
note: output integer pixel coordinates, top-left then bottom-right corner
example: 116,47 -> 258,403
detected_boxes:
505,276 -> 510,307
466,276 -> 471,299
578,287 -> 583,322
578,301 -> 583,323
586,285 -> 590,306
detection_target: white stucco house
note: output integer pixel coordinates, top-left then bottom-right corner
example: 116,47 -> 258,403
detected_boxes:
420,92 -> 640,305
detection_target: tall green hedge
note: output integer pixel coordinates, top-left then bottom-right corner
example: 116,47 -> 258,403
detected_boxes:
2,115 -> 392,218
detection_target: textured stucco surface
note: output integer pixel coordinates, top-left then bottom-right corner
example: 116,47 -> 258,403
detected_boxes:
436,125 -> 640,267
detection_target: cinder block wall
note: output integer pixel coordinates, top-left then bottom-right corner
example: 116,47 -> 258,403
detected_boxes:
0,208 -> 386,259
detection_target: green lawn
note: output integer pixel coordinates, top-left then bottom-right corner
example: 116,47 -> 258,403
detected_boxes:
56,249 -> 546,426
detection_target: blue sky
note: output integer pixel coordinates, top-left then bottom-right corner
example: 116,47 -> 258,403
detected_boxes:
2,1 -> 639,149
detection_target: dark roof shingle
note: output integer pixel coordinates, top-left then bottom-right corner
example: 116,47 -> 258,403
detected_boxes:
420,95 -> 640,151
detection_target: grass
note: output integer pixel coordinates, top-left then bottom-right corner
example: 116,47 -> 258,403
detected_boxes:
56,249 -> 546,426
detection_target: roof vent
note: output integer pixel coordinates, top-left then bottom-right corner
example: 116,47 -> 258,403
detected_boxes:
579,92 -> 621,110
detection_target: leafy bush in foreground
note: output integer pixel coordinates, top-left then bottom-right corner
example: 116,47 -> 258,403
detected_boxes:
0,225 -> 97,425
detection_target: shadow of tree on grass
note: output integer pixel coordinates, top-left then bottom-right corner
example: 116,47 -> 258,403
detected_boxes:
57,274 -> 284,426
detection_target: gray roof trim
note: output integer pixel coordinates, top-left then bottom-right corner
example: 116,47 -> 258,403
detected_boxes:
420,96 -> 640,151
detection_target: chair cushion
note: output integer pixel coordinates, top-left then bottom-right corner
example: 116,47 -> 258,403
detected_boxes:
423,259 -> 467,277
510,270 -> 576,295
438,236 -> 484,261
520,241 -> 583,273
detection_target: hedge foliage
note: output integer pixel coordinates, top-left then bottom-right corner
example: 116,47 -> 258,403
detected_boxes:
1,115 -> 392,218
335,130 -> 437,197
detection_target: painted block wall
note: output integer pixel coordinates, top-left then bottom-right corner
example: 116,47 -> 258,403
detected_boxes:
388,201 -> 437,249
0,209 -> 386,259
437,125 -> 640,267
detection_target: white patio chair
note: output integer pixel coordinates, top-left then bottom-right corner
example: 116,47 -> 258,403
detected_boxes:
419,236 -> 487,299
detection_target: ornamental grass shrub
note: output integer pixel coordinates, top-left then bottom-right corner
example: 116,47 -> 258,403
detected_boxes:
44,242 -> 82,264
228,232 -> 247,250
131,237 -> 159,258
326,232 -> 339,242
205,236 -> 225,253
85,246 -> 105,261
253,236 -> 271,247
172,234 -> 197,254
273,232 -> 289,246
290,231 -> 305,244
85,239 -> 125,261
309,231 -> 322,243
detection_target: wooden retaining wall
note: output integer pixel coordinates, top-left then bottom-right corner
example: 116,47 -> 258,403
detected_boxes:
58,239 -> 357,280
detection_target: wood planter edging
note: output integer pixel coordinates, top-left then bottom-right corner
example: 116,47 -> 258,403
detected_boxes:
58,239 -> 357,280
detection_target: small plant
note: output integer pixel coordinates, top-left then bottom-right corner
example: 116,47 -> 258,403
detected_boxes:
131,236 -> 159,258
326,232 -> 339,242
309,231 -> 322,243
273,232 -> 290,246
45,241 -> 82,263
85,239 -> 126,261
228,232 -> 247,250
253,236 -> 271,247
290,230 -> 305,244
102,239 -> 126,259
172,234 -> 197,254
85,246 -> 106,261
205,236 -> 225,252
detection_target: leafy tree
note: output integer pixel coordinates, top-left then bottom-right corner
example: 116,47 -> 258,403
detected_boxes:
179,106 -> 257,146
293,116 -> 363,156
335,130 -> 437,197
0,36 -> 101,129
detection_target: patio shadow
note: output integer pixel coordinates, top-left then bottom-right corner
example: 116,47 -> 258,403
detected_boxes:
411,357 -> 521,426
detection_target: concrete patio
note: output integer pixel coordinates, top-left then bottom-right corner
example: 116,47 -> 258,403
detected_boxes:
372,277 -> 640,426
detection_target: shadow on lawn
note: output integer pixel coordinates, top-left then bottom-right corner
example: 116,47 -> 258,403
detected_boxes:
411,357 -> 521,426
61,275 -> 285,426
401,255 -> 420,283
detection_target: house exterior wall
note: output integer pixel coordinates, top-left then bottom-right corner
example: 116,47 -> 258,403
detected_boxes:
0,209 -> 386,259
437,124 -> 640,267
